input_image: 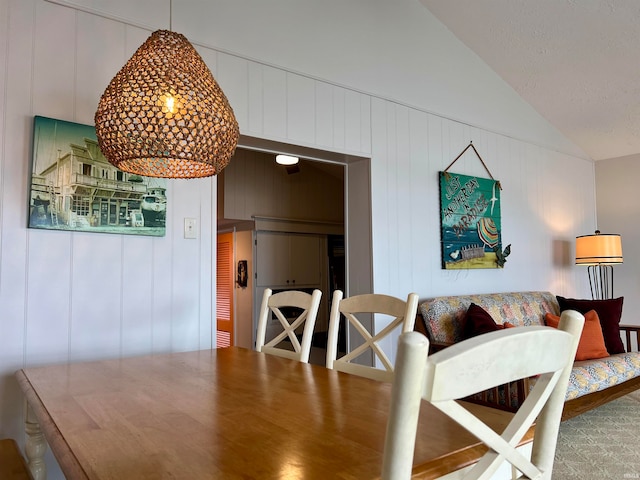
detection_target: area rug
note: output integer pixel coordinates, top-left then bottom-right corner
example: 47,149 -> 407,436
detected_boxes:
553,391 -> 640,479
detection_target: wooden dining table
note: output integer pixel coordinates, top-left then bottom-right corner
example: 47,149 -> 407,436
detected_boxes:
16,347 -> 530,479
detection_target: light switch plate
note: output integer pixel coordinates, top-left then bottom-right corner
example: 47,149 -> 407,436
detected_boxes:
184,218 -> 197,239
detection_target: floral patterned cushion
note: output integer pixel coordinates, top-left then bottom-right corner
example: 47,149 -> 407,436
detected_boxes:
565,352 -> 640,400
473,352 -> 640,408
523,352 -> 640,403
419,291 -> 560,344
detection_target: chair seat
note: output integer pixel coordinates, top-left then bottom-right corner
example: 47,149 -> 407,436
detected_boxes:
0,439 -> 33,480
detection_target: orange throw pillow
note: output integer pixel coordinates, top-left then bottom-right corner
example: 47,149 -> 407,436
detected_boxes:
544,310 -> 609,361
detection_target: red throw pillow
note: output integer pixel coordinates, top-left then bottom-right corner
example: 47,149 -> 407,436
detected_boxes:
461,303 -> 512,339
545,310 -> 609,361
556,296 -> 625,354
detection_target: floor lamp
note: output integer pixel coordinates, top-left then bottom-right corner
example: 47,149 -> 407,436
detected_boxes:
575,231 -> 623,300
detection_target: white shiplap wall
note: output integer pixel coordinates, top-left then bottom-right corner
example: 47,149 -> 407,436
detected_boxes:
1,1 -> 596,478
370,98 -> 595,300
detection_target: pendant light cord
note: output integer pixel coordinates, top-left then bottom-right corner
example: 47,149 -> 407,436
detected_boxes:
169,0 -> 172,31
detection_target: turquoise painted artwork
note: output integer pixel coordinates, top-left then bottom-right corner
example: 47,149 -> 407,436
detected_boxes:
439,171 -> 504,269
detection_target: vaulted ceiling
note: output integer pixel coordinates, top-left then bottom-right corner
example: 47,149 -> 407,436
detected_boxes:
420,0 -> 640,161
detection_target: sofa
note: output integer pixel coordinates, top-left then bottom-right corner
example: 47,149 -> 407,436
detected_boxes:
415,291 -> 640,420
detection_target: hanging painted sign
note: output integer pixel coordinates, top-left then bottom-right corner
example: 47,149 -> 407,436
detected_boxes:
439,171 -> 506,269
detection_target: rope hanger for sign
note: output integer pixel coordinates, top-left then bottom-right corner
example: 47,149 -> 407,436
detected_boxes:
443,141 -> 502,191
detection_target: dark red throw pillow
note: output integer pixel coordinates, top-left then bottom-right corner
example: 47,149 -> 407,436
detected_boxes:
556,296 -> 625,354
461,303 -> 504,339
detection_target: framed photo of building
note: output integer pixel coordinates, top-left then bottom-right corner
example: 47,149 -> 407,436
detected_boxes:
439,171 -> 503,269
29,116 -> 166,236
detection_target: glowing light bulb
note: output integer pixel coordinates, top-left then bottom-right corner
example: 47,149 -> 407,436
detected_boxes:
166,95 -> 175,113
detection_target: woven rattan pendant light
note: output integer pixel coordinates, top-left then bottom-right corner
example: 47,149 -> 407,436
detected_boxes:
95,29 -> 239,178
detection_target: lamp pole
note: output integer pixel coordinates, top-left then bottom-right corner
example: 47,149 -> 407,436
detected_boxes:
586,264 -> 613,300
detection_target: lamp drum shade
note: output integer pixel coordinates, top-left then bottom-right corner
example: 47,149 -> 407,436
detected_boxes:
95,30 -> 239,179
575,232 -> 623,265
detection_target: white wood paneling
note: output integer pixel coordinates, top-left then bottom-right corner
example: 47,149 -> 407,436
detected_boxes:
370,98 -> 392,293
332,87 -> 346,150
217,52 -> 248,135
424,115 -> 445,284
120,235 -> 154,357
369,103 -> 595,301
262,65 -> 287,140
314,82 -> 334,148
151,227 -> 174,353
43,0 -> 166,31
33,1 -> 76,120
0,0 -> 32,447
170,178 -> 211,352
238,61 -> 372,156
247,62 -> 264,136
25,231 -> 72,366
69,234 -> 123,360
287,73 -> 315,145
26,1 -> 75,368
394,105 -> 413,296
75,12 -> 124,125
344,90 -> 368,154
1,0 -> 34,379
408,108 -> 430,293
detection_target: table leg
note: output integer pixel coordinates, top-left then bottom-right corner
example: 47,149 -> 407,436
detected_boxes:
25,401 -> 47,480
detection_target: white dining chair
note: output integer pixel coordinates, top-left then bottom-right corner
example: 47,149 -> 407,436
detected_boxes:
325,291 -> 419,382
381,309 -> 585,480
255,288 -> 322,363
0,438 -> 33,479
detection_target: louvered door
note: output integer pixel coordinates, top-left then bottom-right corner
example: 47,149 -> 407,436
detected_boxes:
216,233 -> 234,347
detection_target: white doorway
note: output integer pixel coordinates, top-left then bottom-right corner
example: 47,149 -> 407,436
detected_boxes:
216,137 -> 372,359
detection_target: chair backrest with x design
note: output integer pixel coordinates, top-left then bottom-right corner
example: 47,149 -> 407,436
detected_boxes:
382,309 -> 584,480
325,290 -> 419,382
255,288 -> 322,363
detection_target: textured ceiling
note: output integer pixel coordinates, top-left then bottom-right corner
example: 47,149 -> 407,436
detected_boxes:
420,0 -> 640,161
